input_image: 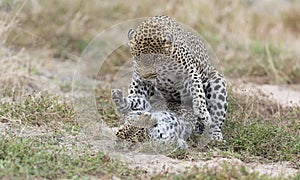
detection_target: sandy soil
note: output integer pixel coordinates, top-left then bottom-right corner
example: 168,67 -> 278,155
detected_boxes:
229,79 -> 300,107
116,153 -> 297,177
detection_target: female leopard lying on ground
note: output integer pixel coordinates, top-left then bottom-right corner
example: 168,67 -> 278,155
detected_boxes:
111,89 -> 204,149
127,15 -> 228,141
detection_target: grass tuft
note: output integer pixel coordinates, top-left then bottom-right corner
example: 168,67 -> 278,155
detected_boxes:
0,135 -> 142,179
0,92 -> 75,129
214,89 -> 300,167
95,87 -> 122,127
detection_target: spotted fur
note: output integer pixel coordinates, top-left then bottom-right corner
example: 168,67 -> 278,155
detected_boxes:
111,89 -> 201,149
127,15 -> 228,141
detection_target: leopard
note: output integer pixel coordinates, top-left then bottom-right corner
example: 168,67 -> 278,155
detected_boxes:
115,117 -> 150,144
111,89 -> 203,149
126,15 -> 228,141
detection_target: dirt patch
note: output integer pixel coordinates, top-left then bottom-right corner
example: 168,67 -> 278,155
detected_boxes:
229,79 -> 300,107
116,153 -> 297,177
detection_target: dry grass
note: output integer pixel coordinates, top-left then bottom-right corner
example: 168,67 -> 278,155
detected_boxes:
2,0 -> 300,85
0,92 -> 75,129
0,2 -> 28,95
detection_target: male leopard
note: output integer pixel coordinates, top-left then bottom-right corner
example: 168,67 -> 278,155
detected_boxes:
127,15 -> 228,141
111,89 -> 201,148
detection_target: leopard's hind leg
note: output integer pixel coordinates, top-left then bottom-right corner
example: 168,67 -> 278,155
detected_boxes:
204,70 -> 228,141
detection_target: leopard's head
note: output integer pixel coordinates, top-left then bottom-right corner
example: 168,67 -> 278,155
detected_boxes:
128,15 -> 176,57
116,124 -> 150,143
116,111 -> 157,143
128,15 -> 181,81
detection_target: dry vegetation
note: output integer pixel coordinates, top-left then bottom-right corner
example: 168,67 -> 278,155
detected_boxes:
4,0 -> 300,83
0,0 -> 300,179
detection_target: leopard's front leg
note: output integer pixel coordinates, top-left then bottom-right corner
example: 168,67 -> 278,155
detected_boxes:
111,89 -> 132,114
128,72 -> 155,98
190,73 -> 212,134
111,89 -> 151,115
126,73 -> 155,111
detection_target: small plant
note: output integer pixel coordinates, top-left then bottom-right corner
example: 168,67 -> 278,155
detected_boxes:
95,87 -> 121,127
208,90 -> 299,167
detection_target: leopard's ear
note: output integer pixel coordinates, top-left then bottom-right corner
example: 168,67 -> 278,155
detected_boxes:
128,29 -> 135,40
163,33 -> 174,51
167,33 -> 173,43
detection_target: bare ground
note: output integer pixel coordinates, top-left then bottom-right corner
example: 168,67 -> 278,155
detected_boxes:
229,79 -> 300,107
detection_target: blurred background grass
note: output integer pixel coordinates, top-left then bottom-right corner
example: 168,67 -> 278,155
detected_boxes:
1,0 -> 300,85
